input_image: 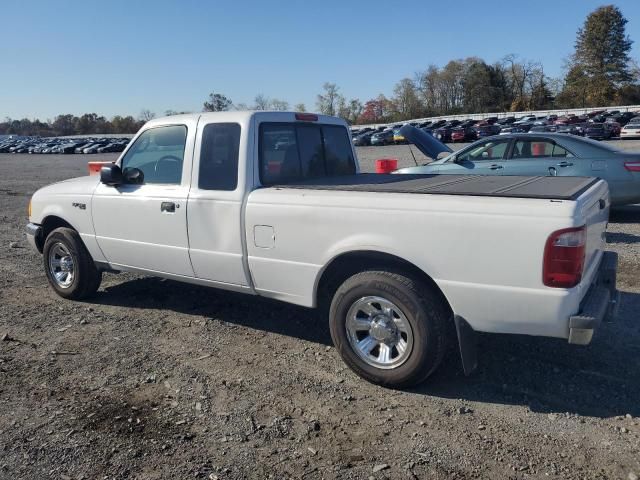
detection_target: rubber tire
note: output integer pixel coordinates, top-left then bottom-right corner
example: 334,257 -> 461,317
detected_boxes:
43,227 -> 102,300
329,270 -> 450,388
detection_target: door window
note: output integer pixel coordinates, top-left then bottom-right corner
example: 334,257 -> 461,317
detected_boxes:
511,140 -> 572,159
456,139 -> 509,162
551,144 -> 574,158
198,123 -> 241,190
120,125 -> 187,184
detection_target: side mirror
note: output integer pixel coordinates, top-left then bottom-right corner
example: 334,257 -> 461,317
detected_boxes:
123,167 -> 144,185
100,164 -> 123,186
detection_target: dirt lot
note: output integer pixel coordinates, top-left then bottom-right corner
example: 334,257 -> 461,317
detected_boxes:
1,150 -> 639,480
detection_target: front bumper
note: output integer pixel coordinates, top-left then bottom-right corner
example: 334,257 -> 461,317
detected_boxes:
568,251 -> 619,345
26,222 -> 43,253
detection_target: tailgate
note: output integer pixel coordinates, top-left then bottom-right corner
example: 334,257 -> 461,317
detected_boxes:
578,179 -> 610,285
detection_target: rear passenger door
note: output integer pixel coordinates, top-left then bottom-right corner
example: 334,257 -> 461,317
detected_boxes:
505,138 -> 578,177
187,121 -> 249,287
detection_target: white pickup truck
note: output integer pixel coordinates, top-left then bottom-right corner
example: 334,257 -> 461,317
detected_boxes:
26,111 -> 618,387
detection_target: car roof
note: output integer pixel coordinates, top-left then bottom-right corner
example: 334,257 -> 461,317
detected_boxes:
145,111 -> 347,128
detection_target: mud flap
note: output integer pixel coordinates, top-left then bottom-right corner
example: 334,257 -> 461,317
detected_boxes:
454,315 -> 478,376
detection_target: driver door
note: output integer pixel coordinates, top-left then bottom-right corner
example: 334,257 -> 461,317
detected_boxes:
92,122 -> 197,277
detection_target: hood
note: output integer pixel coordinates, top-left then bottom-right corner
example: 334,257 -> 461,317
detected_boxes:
399,125 -> 452,160
35,175 -> 100,197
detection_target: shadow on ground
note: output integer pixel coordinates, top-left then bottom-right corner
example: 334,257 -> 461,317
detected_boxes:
97,277 -> 640,419
606,231 -> 640,244
610,204 -> 640,224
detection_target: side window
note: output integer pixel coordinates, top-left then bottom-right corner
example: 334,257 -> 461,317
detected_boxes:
457,140 -> 509,162
512,140 -> 556,159
199,123 -> 241,190
120,125 -> 187,184
552,144 -> 573,158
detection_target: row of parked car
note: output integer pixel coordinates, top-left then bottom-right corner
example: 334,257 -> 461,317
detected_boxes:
352,109 -> 640,146
0,137 -> 130,154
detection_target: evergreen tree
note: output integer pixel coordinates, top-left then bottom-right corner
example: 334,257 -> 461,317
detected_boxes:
562,5 -> 633,106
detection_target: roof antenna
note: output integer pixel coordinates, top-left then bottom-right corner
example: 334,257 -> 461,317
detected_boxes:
408,145 -> 418,166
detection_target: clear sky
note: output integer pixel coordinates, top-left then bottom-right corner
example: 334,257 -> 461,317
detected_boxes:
1,0 -> 639,120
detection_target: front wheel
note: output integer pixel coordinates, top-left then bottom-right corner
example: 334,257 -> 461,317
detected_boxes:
329,271 -> 450,388
43,227 -> 102,300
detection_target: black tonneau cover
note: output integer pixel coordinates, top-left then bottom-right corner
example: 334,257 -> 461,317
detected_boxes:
271,174 -> 598,201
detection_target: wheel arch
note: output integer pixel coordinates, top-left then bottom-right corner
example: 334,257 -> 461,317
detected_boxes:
315,250 -> 453,317
37,215 -> 78,251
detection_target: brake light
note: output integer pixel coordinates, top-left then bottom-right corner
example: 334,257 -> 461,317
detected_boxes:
624,161 -> 640,172
543,226 -> 586,288
295,113 -> 318,121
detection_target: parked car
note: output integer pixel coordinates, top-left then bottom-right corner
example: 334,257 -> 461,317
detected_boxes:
370,129 -> 394,146
434,126 -> 455,143
514,115 -> 536,124
392,127 -> 407,144
352,132 -> 374,146
450,126 -> 477,142
584,123 -> 614,140
396,125 -> 640,206
477,124 -> 501,137
26,111 -> 618,388
556,124 -> 584,136
621,122 -> 640,139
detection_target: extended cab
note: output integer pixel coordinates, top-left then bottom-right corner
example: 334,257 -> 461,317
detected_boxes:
26,111 -> 618,387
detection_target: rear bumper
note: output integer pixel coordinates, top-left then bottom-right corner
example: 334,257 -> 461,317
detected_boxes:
568,251 -> 619,345
26,222 -> 43,253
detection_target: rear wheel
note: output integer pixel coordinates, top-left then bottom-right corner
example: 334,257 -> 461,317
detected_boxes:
329,270 -> 450,388
43,227 -> 102,300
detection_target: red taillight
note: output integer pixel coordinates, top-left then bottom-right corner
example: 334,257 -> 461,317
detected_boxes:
624,161 -> 640,172
543,226 -> 586,288
295,113 -> 318,121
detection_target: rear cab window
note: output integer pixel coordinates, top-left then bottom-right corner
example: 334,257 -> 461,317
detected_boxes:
259,122 -> 356,185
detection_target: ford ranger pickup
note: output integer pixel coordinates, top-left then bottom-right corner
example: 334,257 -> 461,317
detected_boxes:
26,111 -> 618,387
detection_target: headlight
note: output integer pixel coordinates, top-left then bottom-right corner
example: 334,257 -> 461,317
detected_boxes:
28,198 -> 32,218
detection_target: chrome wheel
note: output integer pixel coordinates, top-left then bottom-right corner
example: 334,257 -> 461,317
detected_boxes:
48,242 -> 75,288
345,296 -> 413,369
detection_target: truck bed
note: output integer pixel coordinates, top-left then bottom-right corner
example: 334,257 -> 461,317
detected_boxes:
272,174 -> 599,201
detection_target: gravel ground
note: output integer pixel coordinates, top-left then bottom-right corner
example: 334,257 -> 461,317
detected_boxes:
1,149 -> 639,480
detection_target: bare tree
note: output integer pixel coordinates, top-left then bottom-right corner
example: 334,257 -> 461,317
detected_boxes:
253,94 -> 270,110
269,99 -> 289,111
139,109 -> 156,122
316,83 -> 344,116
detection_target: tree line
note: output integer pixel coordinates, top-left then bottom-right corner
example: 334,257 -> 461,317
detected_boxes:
2,4 -> 638,136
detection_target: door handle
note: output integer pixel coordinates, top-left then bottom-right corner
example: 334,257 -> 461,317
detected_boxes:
161,201 -> 176,213
557,161 -> 573,167
489,164 -> 503,170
